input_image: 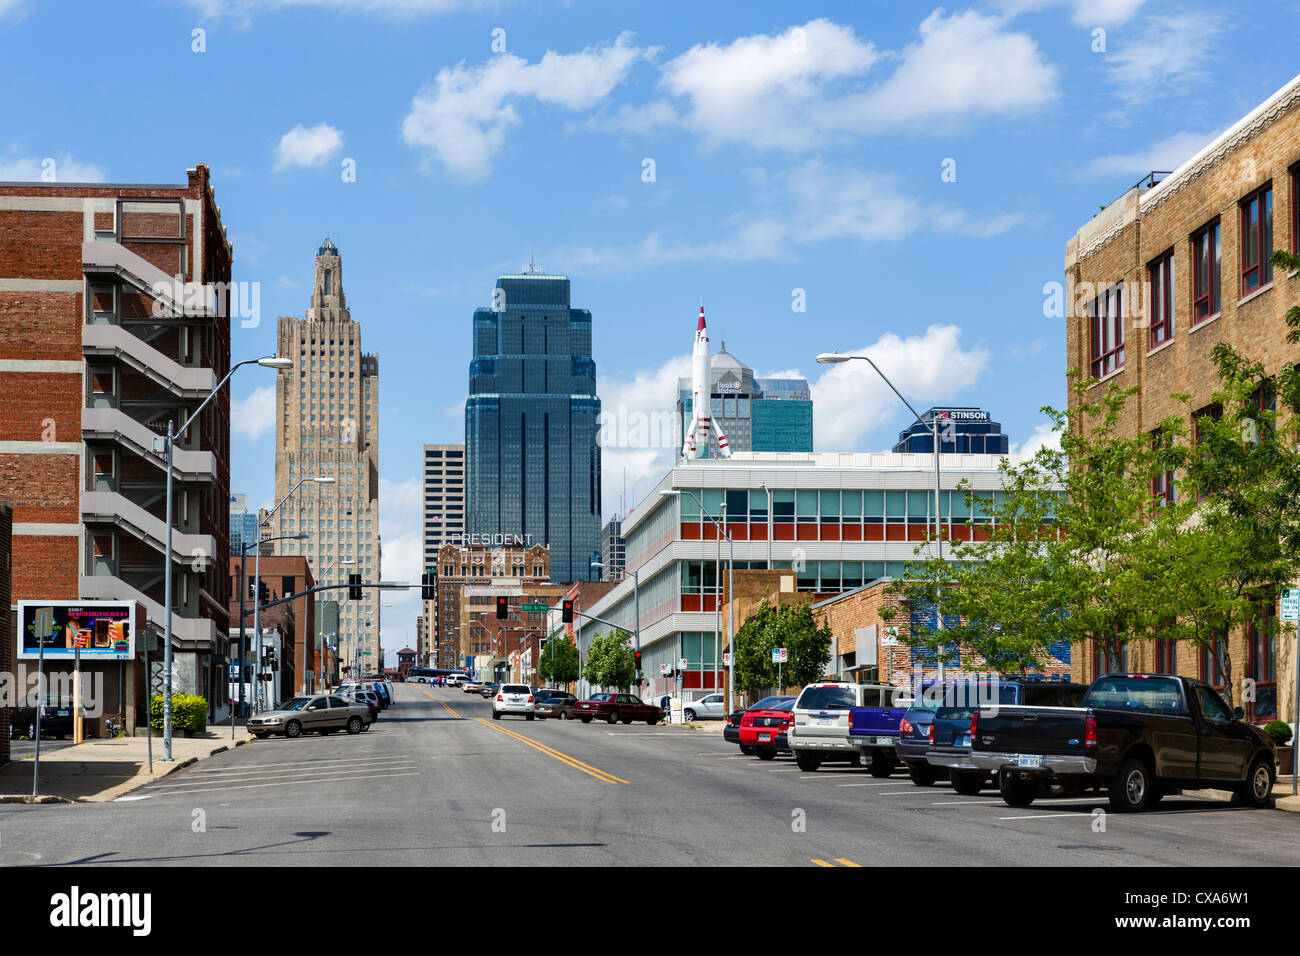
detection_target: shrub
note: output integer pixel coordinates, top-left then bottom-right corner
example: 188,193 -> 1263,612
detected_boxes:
149,693 -> 208,733
1263,719 -> 1293,746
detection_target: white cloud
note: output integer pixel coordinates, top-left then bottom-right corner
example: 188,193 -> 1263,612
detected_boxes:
810,325 -> 991,451
1085,129 -> 1220,177
1010,420 -> 1063,458
276,275 -> 299,289
0,153 -> 105,182
402,32 -> 650,181
658,13 -> 1058,151
231,385 -> 277,440
0,0 -> 29,18
560,158 -> 1017,272
1000,0 -> 1147,27
1105,12 -> 1226,111
273,122 -> 343,171
598,353 -> 691,517
185,0 -> 489,20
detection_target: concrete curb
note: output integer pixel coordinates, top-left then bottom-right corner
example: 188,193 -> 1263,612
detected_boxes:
0,794 -> 74,804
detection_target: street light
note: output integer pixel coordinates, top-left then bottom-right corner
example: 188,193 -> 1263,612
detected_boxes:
253,475 -> 334,713
817,351 -> 947,679
660,489 -> 734,714
592,561 -> 640,692
159,354 -> 291,761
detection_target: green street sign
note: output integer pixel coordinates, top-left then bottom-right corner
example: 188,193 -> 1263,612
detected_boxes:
521,603 -> 550,612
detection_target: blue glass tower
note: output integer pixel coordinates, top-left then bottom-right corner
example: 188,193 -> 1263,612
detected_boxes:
465,271 -> 601,584
676,343 -> 813,455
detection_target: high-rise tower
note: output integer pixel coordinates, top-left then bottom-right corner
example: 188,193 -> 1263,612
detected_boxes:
465,269 -> 601,584
273,239 -> 382,682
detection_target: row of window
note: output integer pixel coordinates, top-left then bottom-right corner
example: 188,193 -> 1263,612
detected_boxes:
1090,173 -> 1295,379
679,488 -> 1044,523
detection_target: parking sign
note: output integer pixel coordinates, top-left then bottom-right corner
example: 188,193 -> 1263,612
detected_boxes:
1282,588 -> 1300,622
771,647 -> 787,663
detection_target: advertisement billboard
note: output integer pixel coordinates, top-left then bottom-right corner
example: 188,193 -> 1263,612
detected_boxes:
17,601 -> 137,661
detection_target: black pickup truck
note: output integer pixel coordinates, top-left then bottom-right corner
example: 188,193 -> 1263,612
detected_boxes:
969,673 -> 1277,812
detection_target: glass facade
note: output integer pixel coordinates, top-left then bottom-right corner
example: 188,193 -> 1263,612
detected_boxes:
465,274 -> 601,584
677,347 -> 812,455
893,407 -> 1009,455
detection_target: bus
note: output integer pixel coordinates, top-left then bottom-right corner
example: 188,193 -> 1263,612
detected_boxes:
408,666 -> 471,684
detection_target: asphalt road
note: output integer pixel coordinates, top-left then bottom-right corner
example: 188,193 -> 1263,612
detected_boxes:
1,683 -> 1297,867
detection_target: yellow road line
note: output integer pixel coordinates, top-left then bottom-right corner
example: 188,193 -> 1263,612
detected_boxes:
834,858 -> 862,867
811,858 -> 834,867
418,686 -> 462,719
473,718 -> 629,785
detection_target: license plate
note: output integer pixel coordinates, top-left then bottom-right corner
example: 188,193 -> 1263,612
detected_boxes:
815,718 -> 832,726
1017,754 -> 1043,769
509,697 -> 522,703
875,736 -> 892,746
956,735 -> 970,747
57,710 -> 69,717
758,733 -> 771,742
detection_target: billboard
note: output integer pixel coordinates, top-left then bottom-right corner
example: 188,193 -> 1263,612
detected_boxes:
17,601 -> 137,661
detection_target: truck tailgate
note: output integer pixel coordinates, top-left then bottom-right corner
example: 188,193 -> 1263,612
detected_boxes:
972,706 -> 1091,757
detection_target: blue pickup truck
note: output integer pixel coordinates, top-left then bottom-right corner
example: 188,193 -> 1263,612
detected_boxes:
926,679 -> 1088,794
849,686 -> 914,777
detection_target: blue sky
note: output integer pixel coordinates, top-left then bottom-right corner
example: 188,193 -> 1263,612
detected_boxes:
3,0 -> 1298,656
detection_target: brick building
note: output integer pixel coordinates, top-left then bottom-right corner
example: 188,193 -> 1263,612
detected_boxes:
465,579 -> 566,683
227,554 -> 315,698
1065,74 -> 1300,723
0,166 -> 236,730
1,502 -> 11,765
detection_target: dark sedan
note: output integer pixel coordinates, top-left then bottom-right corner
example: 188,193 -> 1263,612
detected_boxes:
534,691 -> 578,719
12,697 -> 83,740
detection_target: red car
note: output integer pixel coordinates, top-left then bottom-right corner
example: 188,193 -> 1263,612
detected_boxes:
738,700 -> 797,760
573,692 -> 663,725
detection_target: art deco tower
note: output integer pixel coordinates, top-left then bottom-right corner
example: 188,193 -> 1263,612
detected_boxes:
273,239 -> 382,676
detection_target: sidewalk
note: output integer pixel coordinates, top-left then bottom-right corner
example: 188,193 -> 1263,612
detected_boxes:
0,729 -> 253,803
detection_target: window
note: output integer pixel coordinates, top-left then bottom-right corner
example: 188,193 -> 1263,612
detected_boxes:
1148,251 -> 1174,346
1153,637 -> 1177,675
1292,163 -> 1300,255
1240,185 -> 1273,293
1089,285 -> 1124,378
1199,632 -> 1226,690
1191,222 -> 1220,322
1247,604 -> 1277,722
1151,430 -> 1175,507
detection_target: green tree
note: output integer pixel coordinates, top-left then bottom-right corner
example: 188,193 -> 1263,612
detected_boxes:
537,635 -> 580,685
733,599 -> 832,694
884,376 -> 1197,673
582,630 -> 637,691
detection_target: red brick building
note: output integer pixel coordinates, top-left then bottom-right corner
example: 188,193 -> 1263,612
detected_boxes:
1,502 -> 12,764
227,554 -> 316,698
0,165 -> 235,729
1065,75 -> 1300,723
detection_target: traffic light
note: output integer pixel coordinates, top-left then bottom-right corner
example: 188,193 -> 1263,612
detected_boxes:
633,650 -> 642,672
258,580 -> 270,605
422,570 -> 436,601
495,596 -> 508,620
349,573 -> 362,600
561,600 -> 574,623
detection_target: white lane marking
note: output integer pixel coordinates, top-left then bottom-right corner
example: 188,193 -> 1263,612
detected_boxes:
113,795 -> 152,802
193,757 -> 417,777
931,800 -> 1005,805
874,790 -> 930,795
996,813 -> 1080,820
144,771 -> 422,796
194,754 -> 415,774
831,781 -> 906,787
176,761 -> 419,785
767,768 -> 801,772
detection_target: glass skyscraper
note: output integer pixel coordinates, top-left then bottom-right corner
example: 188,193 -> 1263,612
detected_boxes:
465,271 -> 601,584
676,343 -> 813,456
892,407 -> 1009,455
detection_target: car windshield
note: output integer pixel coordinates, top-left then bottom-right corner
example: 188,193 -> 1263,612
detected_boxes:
279,698 -> 310,711
797,686 -> 856,711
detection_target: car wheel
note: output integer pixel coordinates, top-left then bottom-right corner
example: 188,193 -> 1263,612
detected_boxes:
346,716 -> 362,735
1108,757 -> 1153,812
620,717 -> 633,724
757,748 -> 778,761
492,709 -> 501,720
999,771 -> 1036,807
951,771 -> 984,795
580,716 -> 591,723
683,709 -> 697,722
285,720 -> 302,739
908,764 -> 939,786
646,717 -> 659,725
605,712 -> 617,725
1234,756 -> 1275,809
794,751 -> 822,772
526,713 -> 535,721
740,744 -> 756,756
867,751 -> 895,778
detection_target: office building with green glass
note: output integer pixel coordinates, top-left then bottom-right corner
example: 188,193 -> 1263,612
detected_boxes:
676,343 -> 812,456
465,270 -> 601,584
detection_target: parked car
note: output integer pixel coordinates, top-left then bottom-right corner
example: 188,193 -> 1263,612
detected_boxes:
340,689 -> 381,728
480,683 -> 500,699
897,688 -> 948,786
849,686 -> 913,777
492,684 -> 536,720
928,680 -> 1088,794
573,692 -> 663,725
362,677 -> 393,707
726,695 -> 796,754
445,673 -> 469,686
971,673 -> 1278,811
787,682 -> 898,771
535,692 -> 578,719
248,695 -> 370,739
12,697 -> 83,740
683,693 -> 726,721
464,680 -> 485,693
738,699 -> 797,759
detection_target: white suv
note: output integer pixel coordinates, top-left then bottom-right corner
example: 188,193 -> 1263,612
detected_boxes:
492,684 -> 536,720
787,682 -> 896,772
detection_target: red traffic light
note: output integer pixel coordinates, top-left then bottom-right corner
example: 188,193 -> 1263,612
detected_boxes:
561,600 -> 574,623
495,596 -> 508,620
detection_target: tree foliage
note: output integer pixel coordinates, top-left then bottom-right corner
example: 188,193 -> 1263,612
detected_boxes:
537,635 -> 580,685
733,599 -> 832,694
582,630 -> 637,692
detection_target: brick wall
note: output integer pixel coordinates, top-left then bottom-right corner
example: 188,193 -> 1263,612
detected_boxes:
0,503 -> 12,766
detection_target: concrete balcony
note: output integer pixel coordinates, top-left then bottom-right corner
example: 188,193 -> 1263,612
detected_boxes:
82,241 -> 215,320
82,324 -> 216,401
79,574 -> 217,648
82,407 -> 217,483
80,490 -> 217,570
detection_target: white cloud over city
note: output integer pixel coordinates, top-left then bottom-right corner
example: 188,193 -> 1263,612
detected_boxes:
273,122 -> 344,171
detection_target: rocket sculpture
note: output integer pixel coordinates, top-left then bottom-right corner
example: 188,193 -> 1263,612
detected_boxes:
682,304 -> 731,459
